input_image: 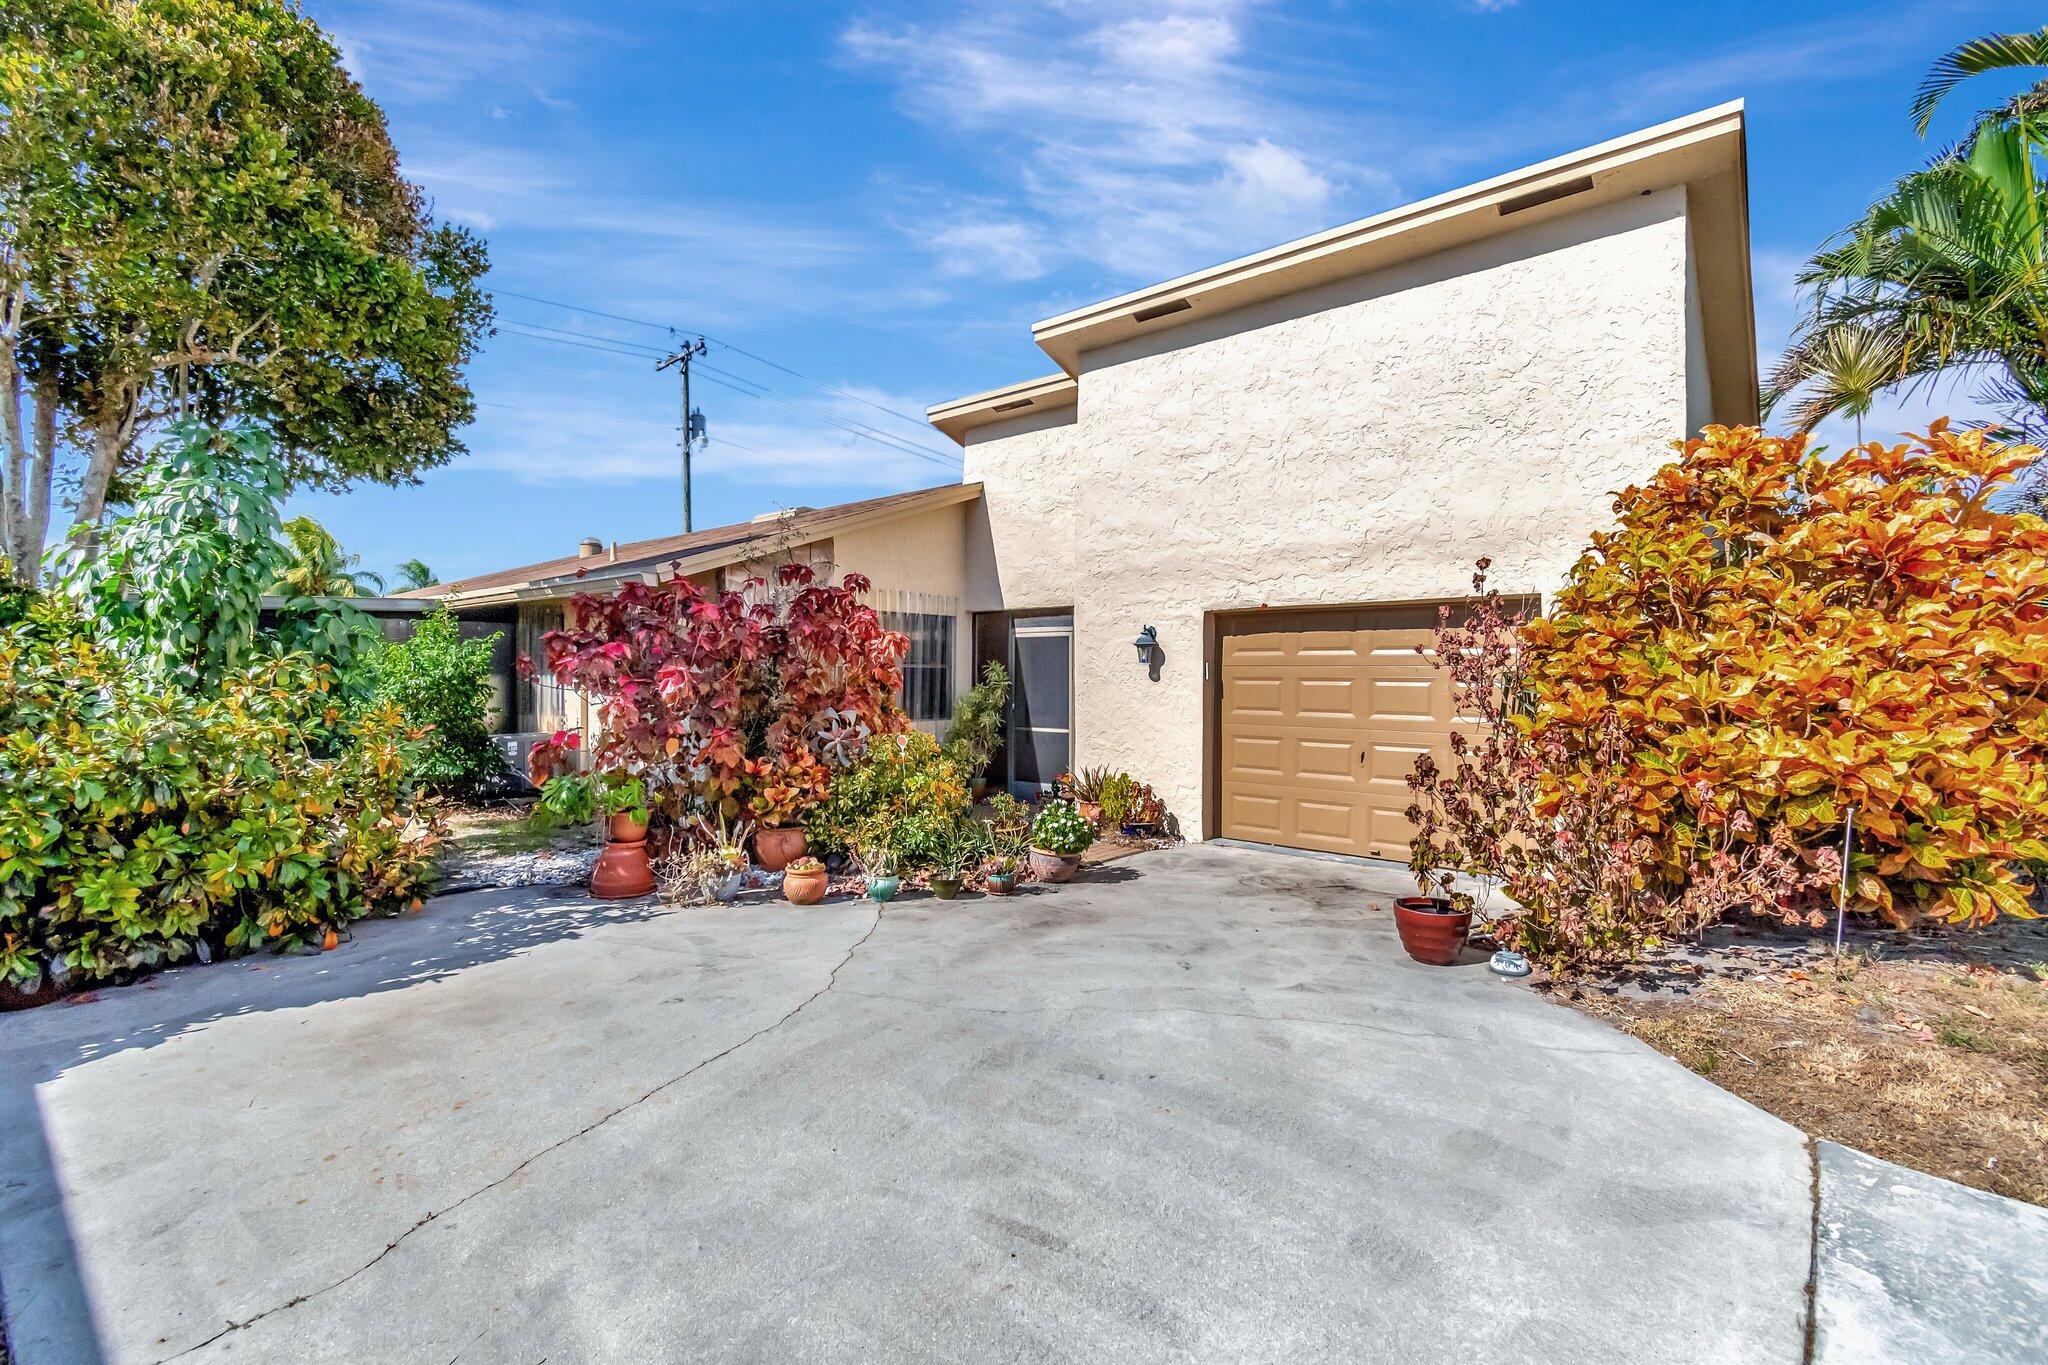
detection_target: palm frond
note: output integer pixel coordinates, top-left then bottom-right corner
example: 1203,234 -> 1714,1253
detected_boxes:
1913,28 -> 2048,135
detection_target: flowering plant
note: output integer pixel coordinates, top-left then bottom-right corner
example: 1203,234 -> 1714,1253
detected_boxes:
1031,801 -> 1096,856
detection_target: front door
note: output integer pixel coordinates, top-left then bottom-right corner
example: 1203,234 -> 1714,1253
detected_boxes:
1006,612 -> 1073,796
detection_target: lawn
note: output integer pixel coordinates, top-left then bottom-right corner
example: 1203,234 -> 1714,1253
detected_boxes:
1571,947 -> 2048,1206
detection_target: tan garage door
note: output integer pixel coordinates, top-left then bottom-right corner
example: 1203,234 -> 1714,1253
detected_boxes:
1218,604 -> 1474,860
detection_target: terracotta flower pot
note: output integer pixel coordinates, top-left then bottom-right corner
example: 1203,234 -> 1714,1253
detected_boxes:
782,865 -> 828,905
1393,896 -> 1472,966
608,811 -> 648,844
1076,800 -> 1102,827
755,825 -> 807,872
591,839 -> 655,899
1028,848 -> 1080,883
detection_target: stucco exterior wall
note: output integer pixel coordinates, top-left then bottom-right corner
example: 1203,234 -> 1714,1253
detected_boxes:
830,502 -> 974,729
962,187 -> 1697,838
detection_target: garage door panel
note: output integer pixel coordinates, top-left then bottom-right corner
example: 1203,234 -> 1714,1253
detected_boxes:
1226,792 -> 1284,839
1295,677 -> 1360,719
1295,800 -> 1356,842
1294,738 -> 1357,782
1227,734 -> 1285,777
1219,603 -> 1498,859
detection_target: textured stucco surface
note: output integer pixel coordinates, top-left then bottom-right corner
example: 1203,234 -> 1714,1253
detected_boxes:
964,188 -> 1696,835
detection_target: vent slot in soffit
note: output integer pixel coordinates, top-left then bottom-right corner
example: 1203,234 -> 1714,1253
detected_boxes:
1497,175 -> 1596,216
1131,297 -> 1193,323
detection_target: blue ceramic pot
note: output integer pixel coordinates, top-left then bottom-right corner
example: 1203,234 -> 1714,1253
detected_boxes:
866,875 -> 901,903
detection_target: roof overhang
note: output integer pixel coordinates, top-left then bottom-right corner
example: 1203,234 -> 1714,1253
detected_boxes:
420,482 -> 985,608
926,374 -> 1079,444
990,101 -> 1753,425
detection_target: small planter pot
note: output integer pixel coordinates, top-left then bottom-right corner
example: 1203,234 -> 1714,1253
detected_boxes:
969,777 -> 989,801
929,876 -> 963,900
782,866 -> 828,905
591,839 -> 655,899
1028,847 -> 1081,884
1076,800 -> 1102,827
709,871 -> 744,904
866,875 -> 901,903
754,826 -> 807,872
1393,896 -> 1473,966
608,811 -> 649,844
984,871 -> 1018,896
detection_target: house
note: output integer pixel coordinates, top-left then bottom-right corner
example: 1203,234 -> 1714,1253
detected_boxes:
411,101 -> 1753,860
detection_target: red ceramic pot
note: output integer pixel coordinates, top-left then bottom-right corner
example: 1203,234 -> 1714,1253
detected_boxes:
782,865 -> 828,905
608,811 -> 648,844
591,840 -> 655,899
1393,896 -> 1472,966
754,826 -> 807,873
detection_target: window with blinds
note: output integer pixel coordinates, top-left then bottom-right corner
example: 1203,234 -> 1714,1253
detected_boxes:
883,612 -> 954,721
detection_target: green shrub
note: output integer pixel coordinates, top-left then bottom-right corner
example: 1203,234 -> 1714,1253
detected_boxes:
0,608 -> 440,992
806,730 -> 969,867
365,607 -> 507,792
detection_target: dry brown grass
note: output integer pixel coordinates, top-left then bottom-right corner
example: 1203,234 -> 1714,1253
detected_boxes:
1573,953 -> 2048,1206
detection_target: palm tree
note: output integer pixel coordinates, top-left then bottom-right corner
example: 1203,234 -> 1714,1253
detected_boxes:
273,516 -> 385,598
1765,325 -> 1910,444
1912,26 -> 2048,139
1767,122 -> 2048,443
393,558 -> 438,591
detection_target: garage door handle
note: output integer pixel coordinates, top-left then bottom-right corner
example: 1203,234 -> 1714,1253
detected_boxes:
1359,749 -> 1367,765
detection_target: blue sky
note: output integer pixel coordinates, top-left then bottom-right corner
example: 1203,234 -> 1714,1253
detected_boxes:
289,0 -> 2043,585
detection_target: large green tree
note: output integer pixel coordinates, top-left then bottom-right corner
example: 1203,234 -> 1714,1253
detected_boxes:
274,516 -> 385,598
0,0 -> 491,583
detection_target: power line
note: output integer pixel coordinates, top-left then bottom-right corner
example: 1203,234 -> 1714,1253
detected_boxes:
488,286 -> 941,434
472,399 -> 905,494
500,318 -> 959,470
693,360 -> 959,468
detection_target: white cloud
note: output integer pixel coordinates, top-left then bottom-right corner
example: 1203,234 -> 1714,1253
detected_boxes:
317,0 -> 596,107
460,381 -> 959,495
844,0 -> 1372,282
922,219 -> 1053,281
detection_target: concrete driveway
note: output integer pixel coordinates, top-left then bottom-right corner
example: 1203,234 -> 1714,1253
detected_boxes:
1,843 -> 1815,1363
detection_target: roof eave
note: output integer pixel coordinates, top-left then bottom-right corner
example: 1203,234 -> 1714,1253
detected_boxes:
1027,101 -> 1752,393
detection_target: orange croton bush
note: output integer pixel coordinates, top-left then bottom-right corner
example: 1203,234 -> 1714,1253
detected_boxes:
1517,420 -> 2048,945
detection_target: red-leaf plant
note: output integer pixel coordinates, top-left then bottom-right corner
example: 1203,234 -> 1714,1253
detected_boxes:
527,563 -> 909,827
1406,561 -> 1837,968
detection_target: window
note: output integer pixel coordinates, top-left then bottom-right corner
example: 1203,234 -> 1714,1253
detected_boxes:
884,612 -> 954,721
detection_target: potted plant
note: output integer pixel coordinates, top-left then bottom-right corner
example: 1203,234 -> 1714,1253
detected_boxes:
1393,861 -> 1475,966
927,821 -> 983,900
1119,782 -> 1165,837
941,661 -> 1009,802
1068,766 -> 1113,828
750,777 -> 812,873
1028,801 -> 1094,883
782,855 -> 829,905
980,804 -> 1029,894
591,774 -> 656,899
861,845 -> 901,903
689,811 -> 753,903
984,851 -> 1020,895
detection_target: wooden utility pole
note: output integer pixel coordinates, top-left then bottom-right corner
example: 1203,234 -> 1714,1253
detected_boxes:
656,339 -> 707,531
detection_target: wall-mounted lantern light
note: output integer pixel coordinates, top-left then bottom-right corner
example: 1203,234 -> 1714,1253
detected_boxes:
1133,625 -> 1159,665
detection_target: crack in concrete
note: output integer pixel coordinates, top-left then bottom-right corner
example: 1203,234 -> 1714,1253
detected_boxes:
834,987 -> 1639,1057
159,905 -> 887,1363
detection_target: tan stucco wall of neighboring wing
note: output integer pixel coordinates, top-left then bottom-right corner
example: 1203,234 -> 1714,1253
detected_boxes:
962,187 -> 1696,839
